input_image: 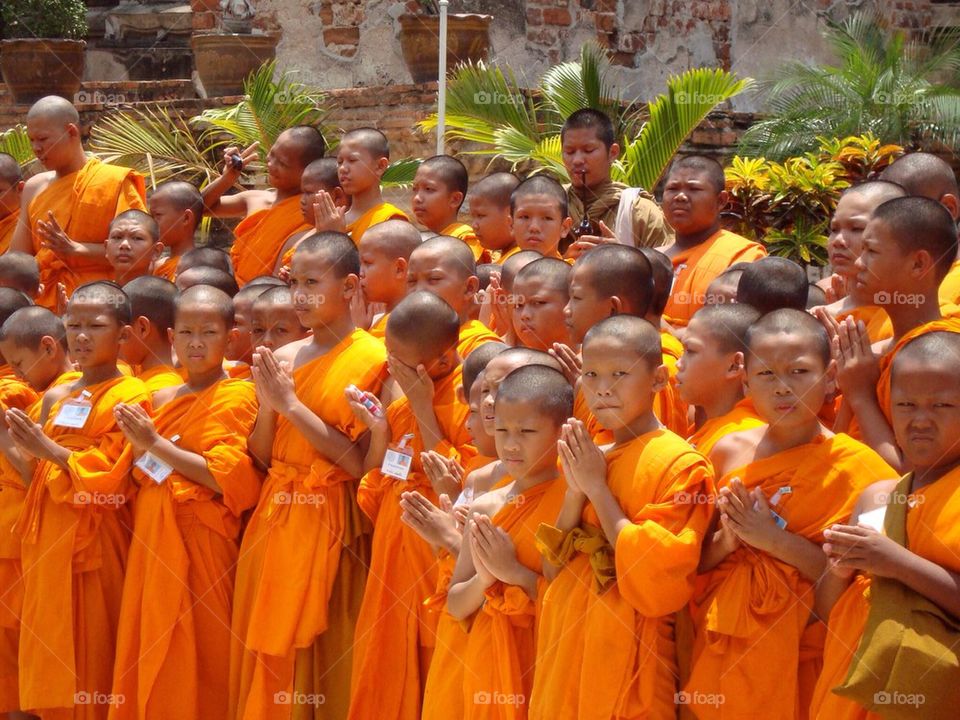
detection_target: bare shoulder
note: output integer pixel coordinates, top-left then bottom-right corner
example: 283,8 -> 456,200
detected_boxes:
152,384 -> 183,410
240,188 -> 277,214
709,425 -> 764,477
469,482 -> 512,518
22,170 -> 57,204
38,381 -> 77,423
282,336 -> 319,367
468,461 -> 506,497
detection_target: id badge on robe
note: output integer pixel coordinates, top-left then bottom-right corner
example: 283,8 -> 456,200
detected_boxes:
53,390 -> 93,429
858,505 -> 886,533
756,486 -> 791,530
382,433 -> 415,481
134,434 -> 179,484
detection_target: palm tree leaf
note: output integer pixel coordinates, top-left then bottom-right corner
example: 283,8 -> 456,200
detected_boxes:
381,158 -> 422,189
0,125 -> 34,166
618,68 -> 753,190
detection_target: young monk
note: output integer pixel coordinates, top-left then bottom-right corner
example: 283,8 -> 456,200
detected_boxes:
203,126 -> 326,286
412,155 -> 486,262
175,266 -> 239,296
0,154 -> 24,254
676,303 -> 762,451
5,281 -> 149,719
483,249 -> 541,340
448,365 -> 573,719
703,262 -> 749,306
10,96 -> 147,309
469,172 -> 520,263
105,210 -> 165,285
109,285 -> 261,720
347,291 -> 475,720
0,305 -> 77,720
175,246 -> 232,278
225,283 -> 270,373
509,175 -> 573,260
812,331 -> 960,719
0,252 -> 40,301
356,219 -> 422,338
561,108 -> 673,255
530,315 -> 714,719
273,157 -> 347,275
249,285 -> 309,352
820,196 -> 960,470
148,180 -> 203,282
406,235 -> 500,358
119,276 -> 183,393
661,155 -> 767,327
338,127 -> 409,244
512,257 -> 572,350
685,310 -> 896,720
737,256 -> 809,313
230,232 -> 388,720
816,181 -> 907,342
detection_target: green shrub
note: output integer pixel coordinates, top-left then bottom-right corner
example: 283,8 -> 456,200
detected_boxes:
1,0 -> 88,40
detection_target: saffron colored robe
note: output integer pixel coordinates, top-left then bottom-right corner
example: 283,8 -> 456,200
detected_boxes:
229,330 -> 386,720
655,330 -> 690,435
530,429 -> 714,720
0,210 -> 20,255
28,158 -> 146,310
838,305 -> 893,344
348,366 -> 475,720
231,195 -> 310,287
346,202 -> 409,246
137,365 -> 184,395
686,398 -> 763,456
458,319 -> 500,360
109,378 -> 261,720
685,434 -> 896,720
151,255 -> 180,282
441,221 -> 490,264
938,257 -> 960,308
15,375 -> 149,719
663,230 -> 767,327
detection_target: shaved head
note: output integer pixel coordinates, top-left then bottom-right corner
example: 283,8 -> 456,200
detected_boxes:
278,126 -> 327,166
0,252 -> 40,296
70,281 -> 131,325
462,340 -> 509,395
123,276 -> 178,332
510,175 -> 568,217
176,284 -> 234,326
302,157 -> 340,188
737,257 -> 808,314
0,306 -> 67,350
500,250 -> 542,292
881,152 -> 959,204
515,257 -> 571,292
150,180 -> 204,223
745,308 -> 831,367
872,196 -> 958,280
492,346 -> 563,374
341,127 -> 390,159
295,231 -> 359,277
178,247 -> 232,275
471,172 -> 520,208
689,303 -> 761,354
496,365 -> 574,427
583,315 -> 662,367
577,245 -> 654,316
26,95 -> 79,126
252,284 -> 294,309
111,209 -> 160,242
176,267 -> 239,297
0,287 -> 31,327
639,247 -> 673,316
893,330 -> 960,374
387,291 -> 460,360
0,153 -> 21,184
410,235 -> 476,279
361,219 -> 422,260
841,179 -> 907,204
419,155 -> 469,201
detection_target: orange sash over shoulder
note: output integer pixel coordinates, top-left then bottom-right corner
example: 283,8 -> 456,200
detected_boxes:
230,329 -> 386,720
15,375 -> 148,717
347,202 -> 409,245
686,398 -> 763,456
530,430 -> 714,720
28,158 -> 146,309
838,305 -> 893,344
441,221 -> 490,264
938,258 -> 960,308
231,195 -> 310,287
685,434 -> 895,720
0,210 -> 19,255
152,255 -> 179,282
138,365 -> 184,394
349,367 -> 475,720
458,319 -> 500,359
664,229 -> 766,327
111,378 -> 260,720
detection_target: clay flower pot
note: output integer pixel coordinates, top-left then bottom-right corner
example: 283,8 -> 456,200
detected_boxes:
0,38 -> 86,105
398,13 -> 492,84
191,32 -> 279,97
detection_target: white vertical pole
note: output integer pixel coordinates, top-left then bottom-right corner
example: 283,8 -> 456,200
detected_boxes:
437,0 -> 449,155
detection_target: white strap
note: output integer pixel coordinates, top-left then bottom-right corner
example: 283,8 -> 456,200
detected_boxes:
614,187 -> 642,246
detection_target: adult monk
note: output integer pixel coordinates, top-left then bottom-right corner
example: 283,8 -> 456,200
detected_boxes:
9,96 -> 146,310
203,126 -> 326,287
0,155 -> 24,255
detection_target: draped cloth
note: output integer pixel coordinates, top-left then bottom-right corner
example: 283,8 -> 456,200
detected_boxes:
0,210 -> 19,255
441,222 -> 490,264
346,203 -> 409,246
230,195 -> 310,287
565,180 -> 674,249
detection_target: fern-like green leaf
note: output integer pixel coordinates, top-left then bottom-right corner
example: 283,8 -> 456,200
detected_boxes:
0,125 -> 34,166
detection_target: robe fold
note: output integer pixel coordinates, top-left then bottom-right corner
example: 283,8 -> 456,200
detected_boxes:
346,203 -> 408,246
938,257 -> 960,308
28,158 -> 146,310
686,398 -> 763,456
109,378 -> 260,720
231,195 -> 310,287
655,331 -> 690,435
663,230 -> 767,327
0,210 -> 20,255
685,433 -> 895,720
838,305 -> 892,344
495,246 -> 521,265
462,476 -> 567,720
348,367 -> 475,720
137,365 -> 184,395
368,313 -> 389,340
441,222 -> 490,264
229,329 -> 386,720
529,429 -> 714,720
151,255 -> 180,282
811,466 -> 960,720
15,375 -> 149,719
458,320 -> 500,360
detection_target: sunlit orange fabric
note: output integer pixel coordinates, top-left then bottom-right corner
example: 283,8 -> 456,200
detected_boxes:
0,210 -> 19,255
458,320 -> 500,360
137,365 -> 183,395
151,255 -> 179,282
686,398 -> 764,456
838,305 -> 893,344
230,195 -> 310,287
346,203 -> 409,246
938,258 -> 960,308
441,222 -> 490,264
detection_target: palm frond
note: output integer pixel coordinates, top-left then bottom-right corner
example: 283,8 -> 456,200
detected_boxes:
618,68 -> 753,190
0,125 -> 34,168
381,157 -> 422,189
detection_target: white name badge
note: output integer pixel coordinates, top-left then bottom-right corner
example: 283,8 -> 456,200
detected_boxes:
135,452 -> 174,484
53,392 -> 93,429
381,432 -> 415,481
858,506 -> 887,533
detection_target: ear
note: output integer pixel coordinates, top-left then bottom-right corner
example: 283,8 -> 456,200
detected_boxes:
14,180 -> 24,195
133,316 -> 152,339
651,363 -> 669,394
152,242 -> 164,259
67,123 -> 81,139
911,248 -> 935,279
940,193 -> 960,221
394,257 -> 408,280
40,334 -> 57,357
717,189 -> 730,210
465,275 -> 480,298
823,357 -> 838,396
375,156 -> 390,176
608,142 -> 620,163
342,272 -> 359,299
118,324 -> 132,345
456,384 -> 466,404
450,191 -> 464,210
561,216 -> 574,235
167,327 -> 175,346
725,351 -> 745,380
609,295 -> 623,316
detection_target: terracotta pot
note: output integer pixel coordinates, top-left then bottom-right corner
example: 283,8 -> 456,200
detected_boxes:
398,13 -> 492,84
191,32 -> 278,97
0,39 -> 86,105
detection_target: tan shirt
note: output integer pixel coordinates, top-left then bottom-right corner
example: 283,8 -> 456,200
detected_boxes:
565,179 -> 674,249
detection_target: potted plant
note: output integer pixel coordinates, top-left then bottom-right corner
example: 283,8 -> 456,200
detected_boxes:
192,0 -> 279,98
398,1 -> 492,84
0,0 -> 88,105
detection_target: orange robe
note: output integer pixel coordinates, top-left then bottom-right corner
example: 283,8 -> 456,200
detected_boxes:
838,305 -> 893,344
110,378 -> 261,720
686,398 -> 763,456
810,467 -> 960,720
229,330 -> 386,720
654,330 -> 690,435
369,312 -> 389,340
15,375 -> 149,719
0,210 -> 20,255
349,367 -> 475,720
152,255 -> 180,282
663,229 -> 767,327
0,368 -> 39,714
231,195 -> 310,287
28,158 -> 145,310
685,434 -> 896,720
276,229 -> 314,273
441,221 -> 490,264
346,202 -> 409,245
938,257 -> 960,308
494,245 -> 521,265
530,429 -> 715,720
458,319 -> 500,359
462,476 -> 567,720
138,364 -> 184,394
